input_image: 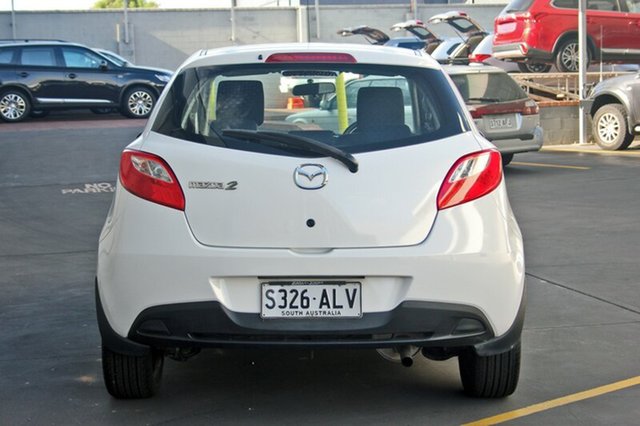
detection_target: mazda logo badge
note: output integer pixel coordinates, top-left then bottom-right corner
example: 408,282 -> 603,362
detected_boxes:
293,164 -> 328,190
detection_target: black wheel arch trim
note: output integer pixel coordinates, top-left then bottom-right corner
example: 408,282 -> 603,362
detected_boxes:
0,84 -> 35,104
118,83 -> 160,105
590,92 -> 634,134
552,32 -> 597,58
95,279 -> 151,357
473,285 -> 525,357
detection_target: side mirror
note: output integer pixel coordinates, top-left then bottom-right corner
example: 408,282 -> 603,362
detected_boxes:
99,60 -> 109,71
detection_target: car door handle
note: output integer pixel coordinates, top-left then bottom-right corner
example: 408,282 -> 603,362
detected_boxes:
18,72 -> 29,78
67,73 -> 77,79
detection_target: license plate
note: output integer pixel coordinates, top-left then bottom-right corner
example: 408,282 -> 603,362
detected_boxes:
488,115 -> 516,130
261,281 -> 361,319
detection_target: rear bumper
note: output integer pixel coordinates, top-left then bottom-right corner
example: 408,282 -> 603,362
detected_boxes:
492,43 -> 553,62
97,181 -> 525,350
97,281 -> 525,356
488,126 -> 544,154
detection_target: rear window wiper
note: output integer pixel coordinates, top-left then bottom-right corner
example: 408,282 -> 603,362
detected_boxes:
222,130 -> 359,173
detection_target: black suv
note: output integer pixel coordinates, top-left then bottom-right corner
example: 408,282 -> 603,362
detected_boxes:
0,40 -> 172,122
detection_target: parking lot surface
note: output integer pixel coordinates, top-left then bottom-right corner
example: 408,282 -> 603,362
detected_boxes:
1,115 -> 639,425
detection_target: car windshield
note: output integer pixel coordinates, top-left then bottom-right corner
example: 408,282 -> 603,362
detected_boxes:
152,63 -> 469,156
449,72 -> 528,104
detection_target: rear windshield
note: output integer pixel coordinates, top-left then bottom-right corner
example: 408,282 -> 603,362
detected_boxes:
503,0 -> 536,12
448,72 -> 528,104
151,63 -> 469,156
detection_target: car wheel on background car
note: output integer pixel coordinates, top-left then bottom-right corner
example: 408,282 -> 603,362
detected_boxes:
122,86 -> 156,119
517,62 -> 551,73
501,153 -> 514,166
0,89 -> 31,123
555,39 -> 588,73
102,345 -> 164,399
592,104 -> 635,150
458,343 -> 521,398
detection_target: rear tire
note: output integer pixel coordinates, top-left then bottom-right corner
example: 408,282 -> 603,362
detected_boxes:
0,89 -> 31,122
555,39 -> 589,73
517,62 -> 551,73
458,343 -> 521,398
592,104 -> 634,150
101,344 -> 164,399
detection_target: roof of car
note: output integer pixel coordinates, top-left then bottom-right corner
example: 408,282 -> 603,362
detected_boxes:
182,43 -> 440,70
0,40 -> 85,48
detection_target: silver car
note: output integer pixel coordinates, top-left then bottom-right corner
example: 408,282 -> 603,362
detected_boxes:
445,65 -> 543,165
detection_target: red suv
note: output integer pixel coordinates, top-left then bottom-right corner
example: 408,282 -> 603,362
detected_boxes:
493,0 -> 640,72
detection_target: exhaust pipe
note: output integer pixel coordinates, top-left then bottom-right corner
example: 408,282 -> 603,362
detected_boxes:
398,345 -> 414,367
376,346 -> 418,367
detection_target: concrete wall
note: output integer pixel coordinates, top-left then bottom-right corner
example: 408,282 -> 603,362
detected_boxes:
0,5 -> 505,69
540,103 -> 593,145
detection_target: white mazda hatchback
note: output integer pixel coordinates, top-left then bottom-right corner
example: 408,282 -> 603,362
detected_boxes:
96,43 -> 525,399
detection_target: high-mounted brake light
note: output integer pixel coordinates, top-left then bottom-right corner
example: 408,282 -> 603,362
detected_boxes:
265,52 -> 357,63
437,150 -> 502,210
119,150 -> 185,211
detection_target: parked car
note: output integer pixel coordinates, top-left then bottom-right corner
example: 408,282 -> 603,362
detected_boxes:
588,71 -> 640,150
287,66 -> 543,165
427,11 -> 490,65
0,40 -> 172,122
337,20 -> 460,63
445,64 -> 543,165
493,0 -> 640,72
337,23 -> 427,50
96,43 -> 525,399
469,34 -> 549,72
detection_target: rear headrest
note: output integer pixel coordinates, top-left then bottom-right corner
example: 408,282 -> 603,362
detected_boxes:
356,87 -> 405,131
215,80 -> 264,127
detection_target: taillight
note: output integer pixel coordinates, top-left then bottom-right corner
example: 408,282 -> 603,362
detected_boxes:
437,150 -> 502,210
469,53 -> 491,64
522,99 -> 539,115
265,53 -> 357,63
119,150 -> 185,211
467,106 -> 483,119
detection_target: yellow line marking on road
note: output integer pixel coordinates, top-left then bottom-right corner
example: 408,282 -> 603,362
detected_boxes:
511,161 -> 590,170
462,375 -> 640,426
541,147 -> 640,157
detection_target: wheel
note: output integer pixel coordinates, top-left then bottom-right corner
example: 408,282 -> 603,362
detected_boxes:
0,89 -> 31,122
29,109 -> 50,118
501,153 -> 514,166
458,343 -> 521,398
592,104 -> 634,150
122,87 -> 156,119
517,62 -> 551,73
555,39 -> 589,73
101,345 -> 164,399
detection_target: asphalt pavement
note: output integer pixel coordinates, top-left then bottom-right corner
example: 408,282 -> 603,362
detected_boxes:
1,115 -> 639,425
